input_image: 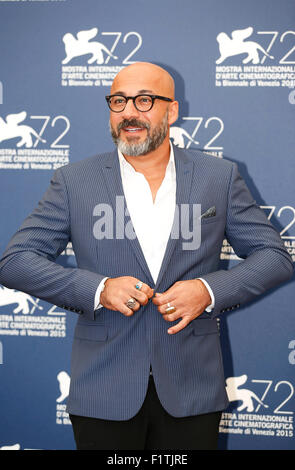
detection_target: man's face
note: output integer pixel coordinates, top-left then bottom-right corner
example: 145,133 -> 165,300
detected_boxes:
109,110 -> 169,157
108,65 -> 178,157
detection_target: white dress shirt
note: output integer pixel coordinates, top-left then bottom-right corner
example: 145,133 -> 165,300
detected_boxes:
94,143 -> 214,311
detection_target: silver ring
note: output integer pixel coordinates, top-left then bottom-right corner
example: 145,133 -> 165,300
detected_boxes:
135,281 -> 143,290
126,298 -> 137,309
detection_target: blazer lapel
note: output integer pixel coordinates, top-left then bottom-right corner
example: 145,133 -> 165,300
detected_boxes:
154,146 -> 194,290
101,151 -> 154,284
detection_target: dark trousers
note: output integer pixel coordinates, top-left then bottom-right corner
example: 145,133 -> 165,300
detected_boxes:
70,375 -> 222,450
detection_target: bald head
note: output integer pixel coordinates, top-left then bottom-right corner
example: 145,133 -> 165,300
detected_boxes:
111,62 -> 175,100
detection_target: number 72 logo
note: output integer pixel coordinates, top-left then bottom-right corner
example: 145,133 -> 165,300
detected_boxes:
29,115 -> 70,148
170,116 -> 224,151
261,206 -> 295,239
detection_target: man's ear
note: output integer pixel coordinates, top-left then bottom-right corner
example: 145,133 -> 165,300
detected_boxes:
168,100 -> 179,126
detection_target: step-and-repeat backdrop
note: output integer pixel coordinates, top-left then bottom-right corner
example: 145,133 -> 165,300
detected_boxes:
0,0 -> 294,450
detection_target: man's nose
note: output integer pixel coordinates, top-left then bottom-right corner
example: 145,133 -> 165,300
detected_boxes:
121,98 -> 140,119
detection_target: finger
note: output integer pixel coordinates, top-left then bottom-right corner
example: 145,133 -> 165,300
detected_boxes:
157,300 -> 179,315
167,317 -> 190,335
147,288 -> 154,299
135,282 -> 154,299
152,283 -> 180,304
142,283 -> 154,299
131,300 -> 141,312
120,297 -> 140,315
119,303 -> 135,316
162,310 -> 182,322
152,292 -> 175,306
131,289 -> 150,306
155,297 -> 178,314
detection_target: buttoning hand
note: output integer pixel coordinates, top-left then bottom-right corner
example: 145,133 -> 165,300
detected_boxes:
152,279 -> 211,334
100,276 -> 154,316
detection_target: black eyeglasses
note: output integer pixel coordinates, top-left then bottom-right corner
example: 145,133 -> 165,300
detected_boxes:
105,94 -> 173,113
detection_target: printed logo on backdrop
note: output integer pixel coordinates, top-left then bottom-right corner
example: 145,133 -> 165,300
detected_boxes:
0,444 -> 21,450
0,111 -> 70,170
215,27 -> 295,88
289,88 -> 295,104
220,374 -> 294,439
56,370 -> 71,425
61,27 -> 143,87
0,286 -> 66,339
221,205 -> 295,261
289,340 -> 295,365
170,116 -> 224,158
0,444 -> 40,451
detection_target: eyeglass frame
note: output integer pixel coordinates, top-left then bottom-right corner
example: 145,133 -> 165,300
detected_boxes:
105,94 -> 173,113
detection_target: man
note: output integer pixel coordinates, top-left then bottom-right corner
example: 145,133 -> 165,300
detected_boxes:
0,62 -> 293,450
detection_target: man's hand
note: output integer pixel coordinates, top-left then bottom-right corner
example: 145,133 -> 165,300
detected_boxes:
152,279 -> 212,334
100,276 -> 154,316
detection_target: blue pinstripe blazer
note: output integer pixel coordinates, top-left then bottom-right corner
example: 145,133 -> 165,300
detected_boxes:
0,146 -> 293,419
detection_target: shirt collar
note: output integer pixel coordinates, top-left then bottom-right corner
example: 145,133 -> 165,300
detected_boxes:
117,141 -> 175,177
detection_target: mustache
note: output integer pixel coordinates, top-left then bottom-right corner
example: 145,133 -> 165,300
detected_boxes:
117,119 -> 150,132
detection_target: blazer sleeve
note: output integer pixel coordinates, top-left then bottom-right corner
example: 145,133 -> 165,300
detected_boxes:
200,162 -> 294,318
0,168 -> 105,321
